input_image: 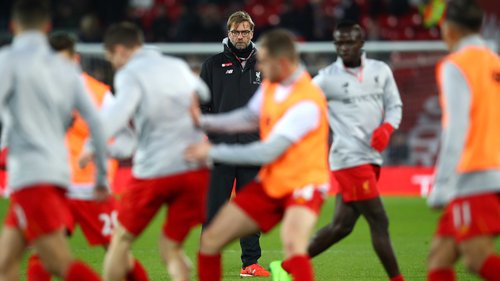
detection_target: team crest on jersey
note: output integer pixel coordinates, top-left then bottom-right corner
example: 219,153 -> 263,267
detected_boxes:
253,71 -> 261,84
342,82 -> 349,93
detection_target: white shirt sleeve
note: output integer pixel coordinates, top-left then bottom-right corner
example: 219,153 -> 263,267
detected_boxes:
0,49 -> 13,108
381,63 -> 403,129
101,70 -> 142,140
313,70 -> 334,101
247,86 -> 263,116
268,101 -> 320,143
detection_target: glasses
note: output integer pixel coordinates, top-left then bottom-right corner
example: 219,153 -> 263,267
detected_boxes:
229,30 -> 252,37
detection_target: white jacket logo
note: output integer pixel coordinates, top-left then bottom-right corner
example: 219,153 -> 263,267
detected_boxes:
225,69 -> 233,74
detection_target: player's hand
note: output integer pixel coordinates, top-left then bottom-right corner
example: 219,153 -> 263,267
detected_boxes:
370,123 -> 394,152
184,141 -> 212,165
190,93 -> 202,128
78,151 -> 94,169
427,185 -> 448,210
93,185 -> 110,202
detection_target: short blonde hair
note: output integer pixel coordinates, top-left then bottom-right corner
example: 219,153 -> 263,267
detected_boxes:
227,11 -> 255,31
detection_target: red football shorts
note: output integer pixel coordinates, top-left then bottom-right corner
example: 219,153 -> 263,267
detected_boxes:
333,164 -> 381,202
4,185 -> 72,242
233,181 -> 327,233
435,192 -> 500,242
118,169 -> 209,242
66,197 -> 116,246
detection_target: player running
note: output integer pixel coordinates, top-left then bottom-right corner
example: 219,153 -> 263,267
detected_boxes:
78,22 -> 210,281
272,20 -> 405,281
24,32 -> 147,281
427,0 -> 500,280
0,1 -> 107,280
185,28 -> 330,281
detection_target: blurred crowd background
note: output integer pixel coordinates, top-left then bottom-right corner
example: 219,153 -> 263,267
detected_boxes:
0,0 -> 499,167
0,0 -> 454,44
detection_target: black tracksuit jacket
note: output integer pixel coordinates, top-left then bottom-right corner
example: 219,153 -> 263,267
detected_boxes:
199,40 -> 261,145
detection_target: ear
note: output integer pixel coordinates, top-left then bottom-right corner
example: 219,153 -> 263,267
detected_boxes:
42,22 -> 52,33
74,53 -> 81,64
9,21 -> 17,35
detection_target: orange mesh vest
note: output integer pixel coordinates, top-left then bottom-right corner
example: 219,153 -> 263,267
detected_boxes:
437,46 -> 500,172
258,72 -> 330,198
66,73 -> 118,184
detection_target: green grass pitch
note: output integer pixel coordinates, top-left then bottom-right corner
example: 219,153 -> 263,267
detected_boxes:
0,196 -> 488,280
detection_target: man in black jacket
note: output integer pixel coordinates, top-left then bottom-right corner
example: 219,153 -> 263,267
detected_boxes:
199,11 -> 269,277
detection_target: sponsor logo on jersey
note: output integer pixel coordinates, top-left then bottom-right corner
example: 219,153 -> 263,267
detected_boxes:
225,69 -> 234,74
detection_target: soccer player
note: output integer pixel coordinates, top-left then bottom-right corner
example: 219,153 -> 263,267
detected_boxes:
303,20 -> 405,281
24,33 -> 147,281
0,1 -> 108,281
427,0 -> 500,280
80,22 -> 210,281
199,11 -> 268,277
185,28 -> 330,281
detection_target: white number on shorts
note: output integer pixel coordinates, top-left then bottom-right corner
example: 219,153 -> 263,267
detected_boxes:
452,201 -> 471,231
293,185 -> 315,201
99,211 -> 118,236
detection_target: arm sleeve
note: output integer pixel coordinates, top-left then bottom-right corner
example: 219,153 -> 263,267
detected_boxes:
428,62 -> 470,207
313,71 -> 335,101
199,87 -> 262,133
107,126 -> 137,159
0,50 -> 13,109
74,76 -> 108,186
208,101 -> 320,165
382,64 -> 403,129
101,70 -> 142,140
210,135 -> 293,165
199,60 -> 212,113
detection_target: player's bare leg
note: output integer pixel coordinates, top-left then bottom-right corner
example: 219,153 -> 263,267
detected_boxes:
159,235 -> 191,281
0,227 -> 26,281
103,223 -> 135,281
32,229 -> 74,277
198,202 -> 260,281
282,206 -> 317,258
308,195 -> 360,257
459,236 -> 500,277
353,197 -> 402,279
427,237 -> 458,280
201,202 -> 260,254
279,206 -> 318,281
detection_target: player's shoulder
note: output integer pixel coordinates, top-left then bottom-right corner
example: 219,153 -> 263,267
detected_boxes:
0,46 -> 12,64
365,58 -> 392,73
317,61 -> 342,76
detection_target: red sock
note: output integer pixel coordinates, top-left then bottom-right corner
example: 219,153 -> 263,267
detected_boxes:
282,255 -> 314,281
27,254 -> 51,281
64,261 -> 101,281
427,268 -> 456,281
390,274 -> 405,281
480,255 -> 500,281
198,252 -> 221,281
126,260 -> 149,281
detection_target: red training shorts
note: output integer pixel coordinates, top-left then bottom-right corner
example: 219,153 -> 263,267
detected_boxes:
4,185 -> 72,242
118,169 -> 209,242
66,197 -> 116,246
333,164 -> 381,202
233,181 -> 327,233
435,192 -> 500,242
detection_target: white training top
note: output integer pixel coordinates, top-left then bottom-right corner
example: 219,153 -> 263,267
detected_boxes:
313,54 -> 403,170
0,31 -> 108,190
100,47 -> 210,179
